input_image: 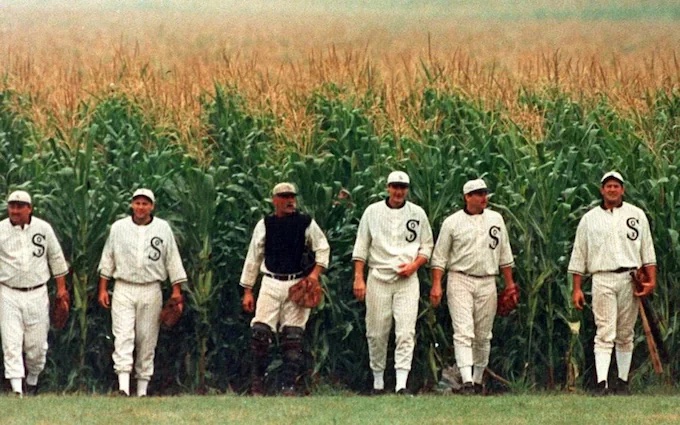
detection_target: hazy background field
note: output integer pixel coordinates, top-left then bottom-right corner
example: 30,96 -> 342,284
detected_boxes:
1,0 -> 678,143
0,0 -> 678,395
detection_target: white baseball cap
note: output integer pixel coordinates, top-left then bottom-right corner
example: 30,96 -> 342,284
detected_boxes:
272,182 -> 297,196
387,171 -> 410,186
7,190 -> 32,205
463,179 -> 489,195
132,188 -> 155,203
601,171 -> 624,185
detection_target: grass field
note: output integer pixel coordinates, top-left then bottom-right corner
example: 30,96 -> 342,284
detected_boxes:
1,393 -> 680,425
1,0 -> 679,399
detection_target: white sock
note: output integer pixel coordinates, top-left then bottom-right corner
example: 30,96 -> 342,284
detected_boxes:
26,373 -> 39,386
460,366 -> 473,384
395,369 -> 409,392
595,351 -> 612,386
616,350 -> 633,382
137,379 -> 149,397
473,366 -> 485,384
10,378 -> 23,393
372,371 -> 384,390
118,373 -> 130,395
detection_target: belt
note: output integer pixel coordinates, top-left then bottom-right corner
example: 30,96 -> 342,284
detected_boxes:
455,271 -> 496,279
608,267 -> 636,274
263,271 -> 305,281
0,282 -> 46,292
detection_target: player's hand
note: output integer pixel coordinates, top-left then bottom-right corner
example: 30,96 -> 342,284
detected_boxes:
170,291 -> 184,314
98,289 -> 110,309
634,281 -> 655,298
353,276 -> 366,302
572,289 -> 585,310
429,284 -> 443,308
242,291 -> 255,313
396,262 -> 417,278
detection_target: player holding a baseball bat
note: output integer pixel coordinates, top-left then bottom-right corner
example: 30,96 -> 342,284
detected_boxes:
568,171 -> 657,395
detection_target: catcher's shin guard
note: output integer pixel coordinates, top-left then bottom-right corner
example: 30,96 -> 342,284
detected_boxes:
250,322 -> 273,393
280,326 -> 305,388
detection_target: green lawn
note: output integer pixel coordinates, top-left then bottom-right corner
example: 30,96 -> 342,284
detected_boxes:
1,393 -> 679,425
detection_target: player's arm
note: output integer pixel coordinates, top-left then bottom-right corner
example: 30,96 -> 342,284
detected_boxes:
240,220 -> 266,313
353,260 -> 367,302
571,273 -> 585,310
430,267 -> 444,307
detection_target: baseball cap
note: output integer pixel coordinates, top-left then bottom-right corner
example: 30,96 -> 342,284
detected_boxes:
463,179 -> 489,195
132,188 -> 155,203
601,171 -> 624,185
7,190 -> 32,205
272,182 -> 297,196
387,171 -> 410,186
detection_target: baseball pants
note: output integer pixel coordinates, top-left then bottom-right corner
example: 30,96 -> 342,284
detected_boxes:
592,271 -> 638,354
111,281 -> 162,380
447,272 -> 497,370
251,275 -> 310,331
365,273 -> 419,373
0,284 -> 50,380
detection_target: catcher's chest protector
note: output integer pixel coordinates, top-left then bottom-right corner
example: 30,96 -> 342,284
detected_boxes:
264,212 -> 311,274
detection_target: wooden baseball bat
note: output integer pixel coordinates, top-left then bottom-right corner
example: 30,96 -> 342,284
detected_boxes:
637,297 -> 663,374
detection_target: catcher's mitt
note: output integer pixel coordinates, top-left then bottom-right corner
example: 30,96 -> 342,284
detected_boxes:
288,278 -> 323,308
160,297 -> 184,328
497,285 -> 519,317
51,293 -> 70,330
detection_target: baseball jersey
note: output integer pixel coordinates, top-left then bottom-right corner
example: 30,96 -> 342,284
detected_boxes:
240,217 -> 330,289
568,202 -> 656,275
98,216 -> 187,285
430,208 -> 514,276
0,217 -> 69,287
352,199 -> 434,281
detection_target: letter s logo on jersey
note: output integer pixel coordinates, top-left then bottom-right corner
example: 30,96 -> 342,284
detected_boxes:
405,220 -> 419,242
626,217 -> 639,241
489,226 -> 500,249
32,233 -> 46,257
149,237 -> 164,261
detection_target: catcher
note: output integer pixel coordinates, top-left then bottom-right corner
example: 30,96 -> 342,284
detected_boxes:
430,179 -> 518,395
0,190 -> 70,397
240,182 -> 330,396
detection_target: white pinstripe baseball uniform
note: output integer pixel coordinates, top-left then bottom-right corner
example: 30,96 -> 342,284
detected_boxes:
568,201 -> 656,384
431,208 -> 514,383
352,199 -> 434,386
239,216 -> 330,330
0,216 -> 68,387
98,216 -> 187,391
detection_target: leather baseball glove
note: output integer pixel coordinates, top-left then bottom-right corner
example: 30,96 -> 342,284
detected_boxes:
160,297 -> 184,328
497,285 -> 519,317
288,278 -> 323,308
51,293 -> 70,330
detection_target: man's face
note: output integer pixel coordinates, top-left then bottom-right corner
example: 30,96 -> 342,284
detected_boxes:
464,190 -> 488,214
600,179 -> 624,205
387,183 -> 409,206
8,202 -> 32,226
273,193 -> 297,216
131,196 -> 155,222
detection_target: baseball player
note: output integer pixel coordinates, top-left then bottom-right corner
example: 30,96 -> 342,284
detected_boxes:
0,190 -> 69,397
569,171 -> 656,395
352,171 -> 434,395
97,188 -> 187,397
240,182 -> 330,396
429,179 -> 516,395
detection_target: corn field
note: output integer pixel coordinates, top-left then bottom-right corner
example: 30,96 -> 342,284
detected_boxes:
0,0 -> 679,394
